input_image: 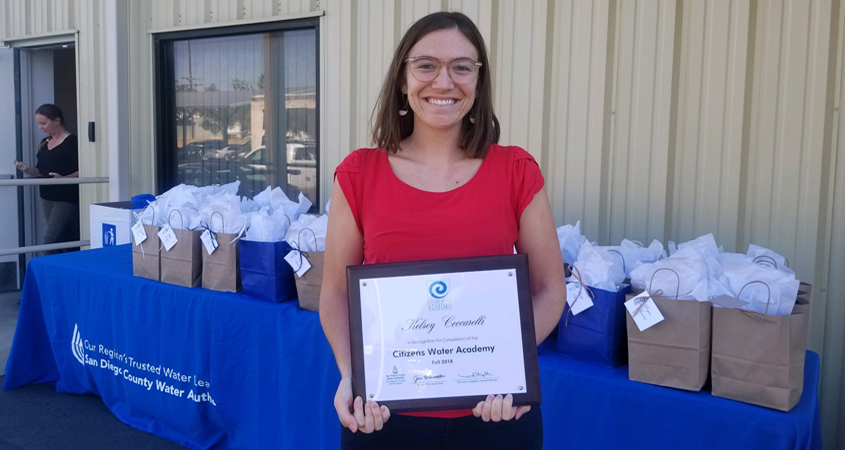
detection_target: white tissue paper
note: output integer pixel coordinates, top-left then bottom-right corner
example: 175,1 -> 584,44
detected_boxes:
747,244 -> 795,276
190,190 -> 248,235
604,239 -> 666,278
718,261 -> 799,315
285,214 -> 328,252
158,184 -> 206,230
253,187 -> 313,221
630,251 -> 710,302
669,233 -> 720,258
571,242 -> 626,291
244,207 -> 291,242
556,221 -> 587,266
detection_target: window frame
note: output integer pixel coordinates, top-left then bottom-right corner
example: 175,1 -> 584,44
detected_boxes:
153,18 -> 320,208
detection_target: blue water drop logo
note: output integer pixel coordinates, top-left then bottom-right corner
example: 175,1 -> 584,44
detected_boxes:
429,281 -> 448,299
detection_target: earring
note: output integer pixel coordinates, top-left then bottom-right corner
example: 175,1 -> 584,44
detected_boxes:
469,114 -> 476,124
399,95 -> 409,116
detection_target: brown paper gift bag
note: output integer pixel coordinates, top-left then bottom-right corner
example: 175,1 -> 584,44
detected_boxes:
131,224 -> 161,281
201,232 -> 241,292
626,293 -> 712,391
710,286 -> 810,411
295,251 -> 324,312
161,228 -> 203,288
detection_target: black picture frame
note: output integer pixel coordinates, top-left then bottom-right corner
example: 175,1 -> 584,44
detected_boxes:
346,254 -> 541,413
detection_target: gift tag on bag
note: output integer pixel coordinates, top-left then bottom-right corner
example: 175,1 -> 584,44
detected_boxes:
132,221 -> 147,246
284,250 -> 311,277
566,282 -> 593,315
158,224 -> 178,251
625,291 -> 665,331
201,230 -> 218,255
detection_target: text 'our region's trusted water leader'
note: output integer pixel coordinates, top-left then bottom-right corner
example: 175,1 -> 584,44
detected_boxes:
71,324 -> 217,406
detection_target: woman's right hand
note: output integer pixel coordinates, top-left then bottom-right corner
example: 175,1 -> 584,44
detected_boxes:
334,376 -> 390,433
13,161 -> 27,173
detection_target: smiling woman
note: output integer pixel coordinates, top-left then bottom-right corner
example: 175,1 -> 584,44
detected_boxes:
319,11 -> 566,450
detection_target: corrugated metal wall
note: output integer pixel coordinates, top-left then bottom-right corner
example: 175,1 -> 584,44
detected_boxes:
2,0 -> 845,448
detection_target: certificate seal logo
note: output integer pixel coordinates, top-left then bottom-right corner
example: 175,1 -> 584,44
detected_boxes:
386,366 -> 406,385
427,280 -> 452,311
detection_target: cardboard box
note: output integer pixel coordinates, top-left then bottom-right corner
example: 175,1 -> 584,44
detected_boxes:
90,201 -> 134,249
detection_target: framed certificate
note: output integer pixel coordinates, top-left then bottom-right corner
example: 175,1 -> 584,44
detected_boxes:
347,254 -> 540,413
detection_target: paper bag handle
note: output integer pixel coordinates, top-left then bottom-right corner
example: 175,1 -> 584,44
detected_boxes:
753,255 -> 778,269
606,249 -> 626,274
648,267 -> 680,300
167,209 -> 185,229
738,280 -> 772,315
134,204 -> 157,226
298,228 -> 318,251
210,211 -> 225,233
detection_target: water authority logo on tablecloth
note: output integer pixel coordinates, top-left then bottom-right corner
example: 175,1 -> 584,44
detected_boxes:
72,323 -> 87,365
68,323 -> 217,406
427,280 -> 451,311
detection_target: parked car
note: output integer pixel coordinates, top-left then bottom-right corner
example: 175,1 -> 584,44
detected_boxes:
237,143 -> 317,202
177,163 -> 224,187
205,140 -> 250,161
177,142 -> 205,162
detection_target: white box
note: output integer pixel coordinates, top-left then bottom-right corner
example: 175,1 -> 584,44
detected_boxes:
90,201 -> 134,249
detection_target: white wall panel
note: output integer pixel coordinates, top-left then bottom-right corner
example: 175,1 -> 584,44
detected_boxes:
493,0 -> 548,159
353,0 -> 396,150
672,0 -> 750,250
607,0 -> 676,245
746,0 -> 832,350
545,0 -> 612,237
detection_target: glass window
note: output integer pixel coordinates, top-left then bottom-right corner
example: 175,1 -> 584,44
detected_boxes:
155,20 -> 319,211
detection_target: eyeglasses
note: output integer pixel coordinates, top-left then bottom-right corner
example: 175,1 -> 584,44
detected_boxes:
404,56 -> 482,84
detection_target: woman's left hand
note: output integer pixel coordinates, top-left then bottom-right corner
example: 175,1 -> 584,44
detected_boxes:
472,394 -> 531,422
48,171 -> 78,178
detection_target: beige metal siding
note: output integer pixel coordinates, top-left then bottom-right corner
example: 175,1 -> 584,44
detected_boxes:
4,0 -> 845,447
607,0 -> 676,245
546,1 -> 612,238
672,0 -> 750,252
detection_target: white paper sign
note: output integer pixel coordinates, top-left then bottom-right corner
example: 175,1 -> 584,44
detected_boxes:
284,250 -> 311,277
158,224 -> 178,251
624,291 -> 665,331
201,230 -> 217,255
358,269 -> 526,403
565,282 -> 593,315
132,222 -> 147,246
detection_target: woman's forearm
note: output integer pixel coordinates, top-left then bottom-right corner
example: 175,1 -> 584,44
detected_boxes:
320,292 -> 353,377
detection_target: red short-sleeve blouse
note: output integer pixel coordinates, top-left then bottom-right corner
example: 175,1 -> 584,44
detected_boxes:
334,143 -> 545,417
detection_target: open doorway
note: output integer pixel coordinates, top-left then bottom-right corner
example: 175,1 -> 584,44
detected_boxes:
0,42 -> 77,291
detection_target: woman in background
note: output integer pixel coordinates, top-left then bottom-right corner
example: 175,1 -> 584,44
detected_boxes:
13,103 -> 80,254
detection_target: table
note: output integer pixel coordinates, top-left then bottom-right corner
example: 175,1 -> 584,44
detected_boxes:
4,246 -> 822,450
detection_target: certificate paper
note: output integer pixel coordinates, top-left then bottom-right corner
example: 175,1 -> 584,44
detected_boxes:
347,255 -> 540,412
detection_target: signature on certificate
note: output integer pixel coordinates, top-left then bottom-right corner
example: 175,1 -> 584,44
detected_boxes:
457,371 -> 494,379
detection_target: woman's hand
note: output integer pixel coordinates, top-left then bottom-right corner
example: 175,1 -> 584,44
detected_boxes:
13,161 -> 28,173
334,376 -> 390,433
48,171 -> 78,178
472,394 -> 531,422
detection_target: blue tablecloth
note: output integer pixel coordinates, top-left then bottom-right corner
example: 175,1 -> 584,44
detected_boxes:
4,246 -> 822,450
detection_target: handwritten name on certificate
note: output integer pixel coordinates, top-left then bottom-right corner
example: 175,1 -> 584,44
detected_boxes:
358,269 -> 527,403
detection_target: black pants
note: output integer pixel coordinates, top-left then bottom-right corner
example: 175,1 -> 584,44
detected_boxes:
340,407 -> 543,450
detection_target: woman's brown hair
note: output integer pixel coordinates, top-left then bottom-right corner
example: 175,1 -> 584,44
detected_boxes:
371,12 -> 499,159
